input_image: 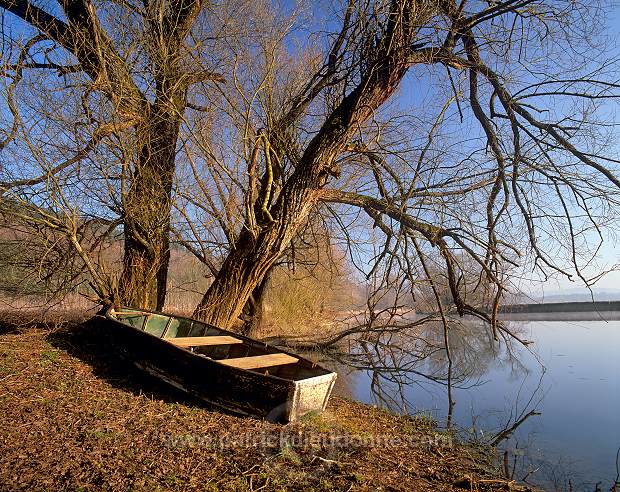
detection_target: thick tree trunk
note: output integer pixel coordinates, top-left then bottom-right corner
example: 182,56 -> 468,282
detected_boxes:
193,100 -> 401,328
118,103 -> 181,310
239,270 -> 271,337
193,231 -> 283,328
193,131 -> 340,328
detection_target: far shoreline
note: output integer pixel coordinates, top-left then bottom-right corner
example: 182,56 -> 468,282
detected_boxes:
498,300 -> 620,321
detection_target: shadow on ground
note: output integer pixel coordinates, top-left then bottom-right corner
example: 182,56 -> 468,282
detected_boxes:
45,316 -> 230,414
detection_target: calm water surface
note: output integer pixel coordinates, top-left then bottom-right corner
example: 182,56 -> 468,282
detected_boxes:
332,317 -> 620,491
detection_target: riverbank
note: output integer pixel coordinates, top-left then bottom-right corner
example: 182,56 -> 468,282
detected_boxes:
0,316 -> 535,491
498,300 -> 620,321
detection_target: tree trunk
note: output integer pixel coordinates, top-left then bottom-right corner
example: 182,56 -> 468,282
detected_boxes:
239,268 -> 272,337
193,126 -> 342,328
239,277 -> 268,337
118,102 -> 181,310
192,231 -> 281,328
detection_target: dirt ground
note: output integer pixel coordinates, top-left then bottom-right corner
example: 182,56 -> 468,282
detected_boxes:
0,314 -> 535,491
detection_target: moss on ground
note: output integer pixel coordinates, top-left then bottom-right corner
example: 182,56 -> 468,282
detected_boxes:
0,317 -> 536,491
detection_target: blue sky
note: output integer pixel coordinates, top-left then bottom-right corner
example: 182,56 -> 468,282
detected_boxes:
532,4 -> 620,294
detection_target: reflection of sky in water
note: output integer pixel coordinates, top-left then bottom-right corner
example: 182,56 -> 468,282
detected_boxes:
335,319 -> 620,490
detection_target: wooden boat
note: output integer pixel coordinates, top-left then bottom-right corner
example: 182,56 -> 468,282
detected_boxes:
103,306 -> 337,422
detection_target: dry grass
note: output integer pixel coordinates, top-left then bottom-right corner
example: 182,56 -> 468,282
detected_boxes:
0,294 -> 98,327
0,315 -> 539,492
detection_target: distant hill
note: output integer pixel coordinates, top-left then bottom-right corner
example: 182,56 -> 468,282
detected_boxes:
516,287 -> 620,304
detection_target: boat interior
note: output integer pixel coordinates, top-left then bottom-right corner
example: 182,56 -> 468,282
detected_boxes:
109,308 -> 332,381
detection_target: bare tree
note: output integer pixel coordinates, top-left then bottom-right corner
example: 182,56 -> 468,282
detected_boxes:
1,0 -> 228,309
187,0 -> 620,338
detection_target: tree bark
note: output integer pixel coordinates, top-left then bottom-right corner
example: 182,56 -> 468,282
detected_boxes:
239,269 -> 271,337
119,99 -> 183,310
193,230 -> 286,328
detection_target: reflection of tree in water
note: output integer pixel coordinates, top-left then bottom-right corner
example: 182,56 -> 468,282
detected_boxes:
425,318 -> 530,382
325,316 -> 532,415
317,314 -> 620,490
320,315 -> 605,490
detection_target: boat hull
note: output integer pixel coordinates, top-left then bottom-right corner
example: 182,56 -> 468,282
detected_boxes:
103,307 -> 337,422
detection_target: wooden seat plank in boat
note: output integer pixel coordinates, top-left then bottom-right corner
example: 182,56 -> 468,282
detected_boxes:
168,336 -> 242,347
219,353 -> 299,370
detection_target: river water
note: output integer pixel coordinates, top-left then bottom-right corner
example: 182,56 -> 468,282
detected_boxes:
331,314 -> 620,491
